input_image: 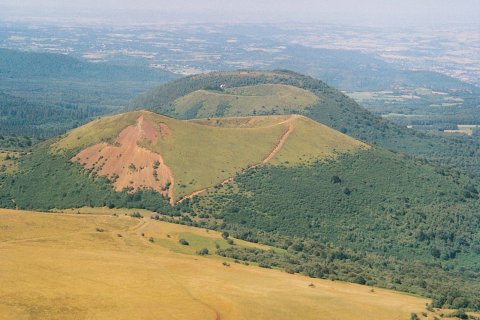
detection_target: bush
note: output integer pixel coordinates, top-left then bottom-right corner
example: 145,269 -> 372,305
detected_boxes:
331,175 -> 341,183
130,212 -> 143,218
446,310 -> 468,319
197,248 -> 209,255
354,276 -> 367,285
222,231 -> 229,239
95,227 -> 104,232
179,238 -> 189,245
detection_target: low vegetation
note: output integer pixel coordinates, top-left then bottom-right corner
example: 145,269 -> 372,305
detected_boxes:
187,148 -> 480,309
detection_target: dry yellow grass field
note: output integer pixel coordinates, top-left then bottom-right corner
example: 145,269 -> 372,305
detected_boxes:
0,208 -> 431,320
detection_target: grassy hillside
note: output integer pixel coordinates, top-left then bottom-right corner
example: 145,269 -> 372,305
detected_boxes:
174,84 -> 319,117
1,108 -> 478,310
130,70 -> 480,175
0,208 -> 434,320
53,110 -> 365,200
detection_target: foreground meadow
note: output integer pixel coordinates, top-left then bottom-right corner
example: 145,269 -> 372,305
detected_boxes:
0,208 -> 430,319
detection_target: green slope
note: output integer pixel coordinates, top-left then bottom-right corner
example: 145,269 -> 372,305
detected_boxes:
0,108 -> 479,309
53,110 -> 365,200
187,147 -> 480,310
130,70 -> 480,175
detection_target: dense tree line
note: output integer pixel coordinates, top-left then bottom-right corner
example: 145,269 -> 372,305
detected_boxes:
0,134 -> 42,150
0,92 -> 107,137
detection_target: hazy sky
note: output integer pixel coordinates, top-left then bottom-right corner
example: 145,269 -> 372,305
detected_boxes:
1,0 -> 479,26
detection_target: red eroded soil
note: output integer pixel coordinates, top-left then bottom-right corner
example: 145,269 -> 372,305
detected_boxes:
159,122 -> 171,139
72,116 -> 175,203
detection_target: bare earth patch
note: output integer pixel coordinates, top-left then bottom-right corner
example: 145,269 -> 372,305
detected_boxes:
73,116 -> 175,203
159,122 -> 171,139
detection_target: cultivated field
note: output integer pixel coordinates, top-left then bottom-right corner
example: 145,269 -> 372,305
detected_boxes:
0,208 -> 430,319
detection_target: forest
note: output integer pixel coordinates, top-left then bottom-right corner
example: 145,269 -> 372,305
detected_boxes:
0,49 -> 177,137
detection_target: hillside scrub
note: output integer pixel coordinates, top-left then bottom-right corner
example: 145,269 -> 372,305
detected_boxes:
188,148 -> 480,309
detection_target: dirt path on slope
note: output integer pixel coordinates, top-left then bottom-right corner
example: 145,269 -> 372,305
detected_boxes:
177,119 -> 295,203
261,123 -> 293,163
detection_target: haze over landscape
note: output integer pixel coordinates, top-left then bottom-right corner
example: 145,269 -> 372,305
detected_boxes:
0,1 -> 479,319
2,0 -> 480,26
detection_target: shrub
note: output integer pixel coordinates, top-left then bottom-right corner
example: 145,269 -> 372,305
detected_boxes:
331,175 -> 341,183
354,276 -> 366,285
221,231 -> 230,239
130,212 -> 143,218
197,248 -> 209,255
446,310 -> 468,319
95,227 -> 104,232
179,238 -> 189,245
285,267 -> 295,274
